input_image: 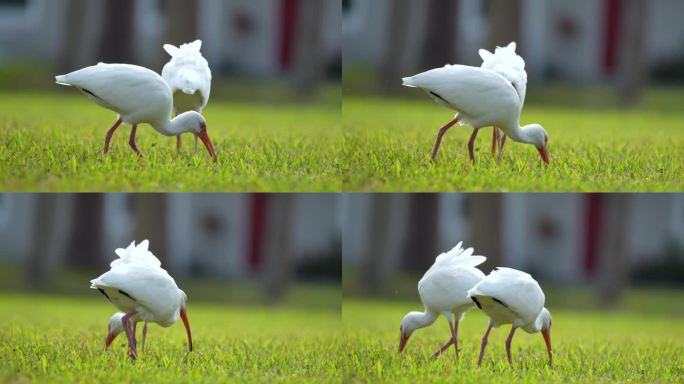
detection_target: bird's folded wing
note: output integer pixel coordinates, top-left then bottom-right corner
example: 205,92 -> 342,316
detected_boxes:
402,65 -> 519,118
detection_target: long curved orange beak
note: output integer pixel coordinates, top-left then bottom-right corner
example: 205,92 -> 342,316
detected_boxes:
197,126 -> 217,162
399,332 -> 410,353
537,145 -> 549,165
105,331 -> 117,349
180,306 -> 193,352
541,327 -> 552,367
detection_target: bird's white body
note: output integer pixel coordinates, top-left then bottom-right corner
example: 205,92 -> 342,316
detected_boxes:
399,242 -> 486,357
404,65 -> 521,134
468,267 -> 546,332
56,64 -> 177,133
468,267 -> 553,366
162,40 -> 211,115
55,63 -> 216,160
402,42 -> 549,164
91,240 -> 183,327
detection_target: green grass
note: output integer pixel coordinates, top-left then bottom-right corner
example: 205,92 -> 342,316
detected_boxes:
341,296 -> 684,383
341,96 -> 684,191
0,92 -> 341,191
0,292 -> 342,383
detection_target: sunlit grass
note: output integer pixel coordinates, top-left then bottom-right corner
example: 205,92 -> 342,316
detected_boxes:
0,92 -> 341,191
0,293 -> 342,383
341,297 -> 684,383
341,97 -> 684,191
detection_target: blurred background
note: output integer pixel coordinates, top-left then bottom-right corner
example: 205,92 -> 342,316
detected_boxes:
0,0 -> 340,103
343,0 -> 684,106
0,193 -> 341,310
343,193 -> 684,309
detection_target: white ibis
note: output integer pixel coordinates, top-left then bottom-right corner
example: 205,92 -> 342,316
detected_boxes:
55,63 -> 216,161
399,242 -> 486,359
467,267 -> 552,367
402,42 -> 548,164
91,240 -> 192,358
479,42 -> 528,158
161,40 -> 212,152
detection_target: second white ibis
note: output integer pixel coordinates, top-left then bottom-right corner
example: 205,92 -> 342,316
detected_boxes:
467,267 -> 553,366
399,242 -> 486,359
91,240 -> 193,358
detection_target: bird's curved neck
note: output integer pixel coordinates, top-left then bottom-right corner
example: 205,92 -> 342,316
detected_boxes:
412,310 -> 439,330
508,123 -> 535,145
154,115 -> 192,136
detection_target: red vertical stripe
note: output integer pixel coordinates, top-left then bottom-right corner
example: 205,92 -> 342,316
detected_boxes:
584,194 -> 602,276
602,0 -> 622,73
279,0 -> 298,70
249,194 -> 268,271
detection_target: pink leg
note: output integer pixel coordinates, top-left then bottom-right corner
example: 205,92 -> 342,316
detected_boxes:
433,337 -> 454,358
142,322 -> 148,353
491,127 -> 500,155
505,326 -> 517,365
477,322 -> 493,367
497,135 -> 507,162
450,319 -> 460,359
128,124 -> 142,157
431,116 -> 460,160
103,118 -> 123,155
121,310 -> 138,358
467,128 -> 480,163
176,135 -> 182,152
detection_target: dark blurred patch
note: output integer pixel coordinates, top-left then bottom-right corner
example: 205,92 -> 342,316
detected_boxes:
631,242 -> 684,286
295,240 -> 341,281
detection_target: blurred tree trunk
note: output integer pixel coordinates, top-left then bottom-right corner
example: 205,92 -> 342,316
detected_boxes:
360,194 -> 392,293
65,194 -> 104,269
57,0 -> 88,72
291,0 -> 325,100
163,0 -> 199,45
486,0 -> 521,49
597,194 -> 629,307
421,0 -> 459,69
469,195 -> 502,272
378,0 -> 410,91
133,194 -> 168,267
262,195 -> 294,302
99,0 -> 135,63
26,195 -> 58,289
401,194 -> 439,272
616,0 -> 649,106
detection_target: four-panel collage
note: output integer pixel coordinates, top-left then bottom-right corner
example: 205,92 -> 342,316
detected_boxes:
0,0 -> 682,383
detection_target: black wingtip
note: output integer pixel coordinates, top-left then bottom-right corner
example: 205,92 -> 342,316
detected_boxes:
471,296 -> 482,310
97,288 -> 110,302
493,297 -> 511,309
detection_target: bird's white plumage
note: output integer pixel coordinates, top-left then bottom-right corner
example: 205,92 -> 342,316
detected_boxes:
90,240 -> 183,327
162,40 -> 211,115
56,64 -> 173,127
468,267 -> 545,332
402,65 -> 520,129
479,42 -> 527,112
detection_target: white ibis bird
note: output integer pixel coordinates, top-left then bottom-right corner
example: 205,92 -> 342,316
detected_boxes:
91,240 -> 192,358
399,242 -> 486,359
402,42 -> 548,164
55,63 -> 216,161
467,267 -> 552,367
161,40 -> 212,152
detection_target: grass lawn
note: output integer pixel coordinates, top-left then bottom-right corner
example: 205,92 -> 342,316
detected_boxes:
341,294 -> 684,383
0,92 -> 341,192
0,292 -> 342,383
341,94 -> 684,191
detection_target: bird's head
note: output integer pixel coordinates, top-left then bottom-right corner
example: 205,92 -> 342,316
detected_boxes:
105,312 -> 125,349
178,289 -> 193,352
175,111 -> 216,162
524,123 -> 549,165
398,312 -> 422,353
538,307 -> 553,366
